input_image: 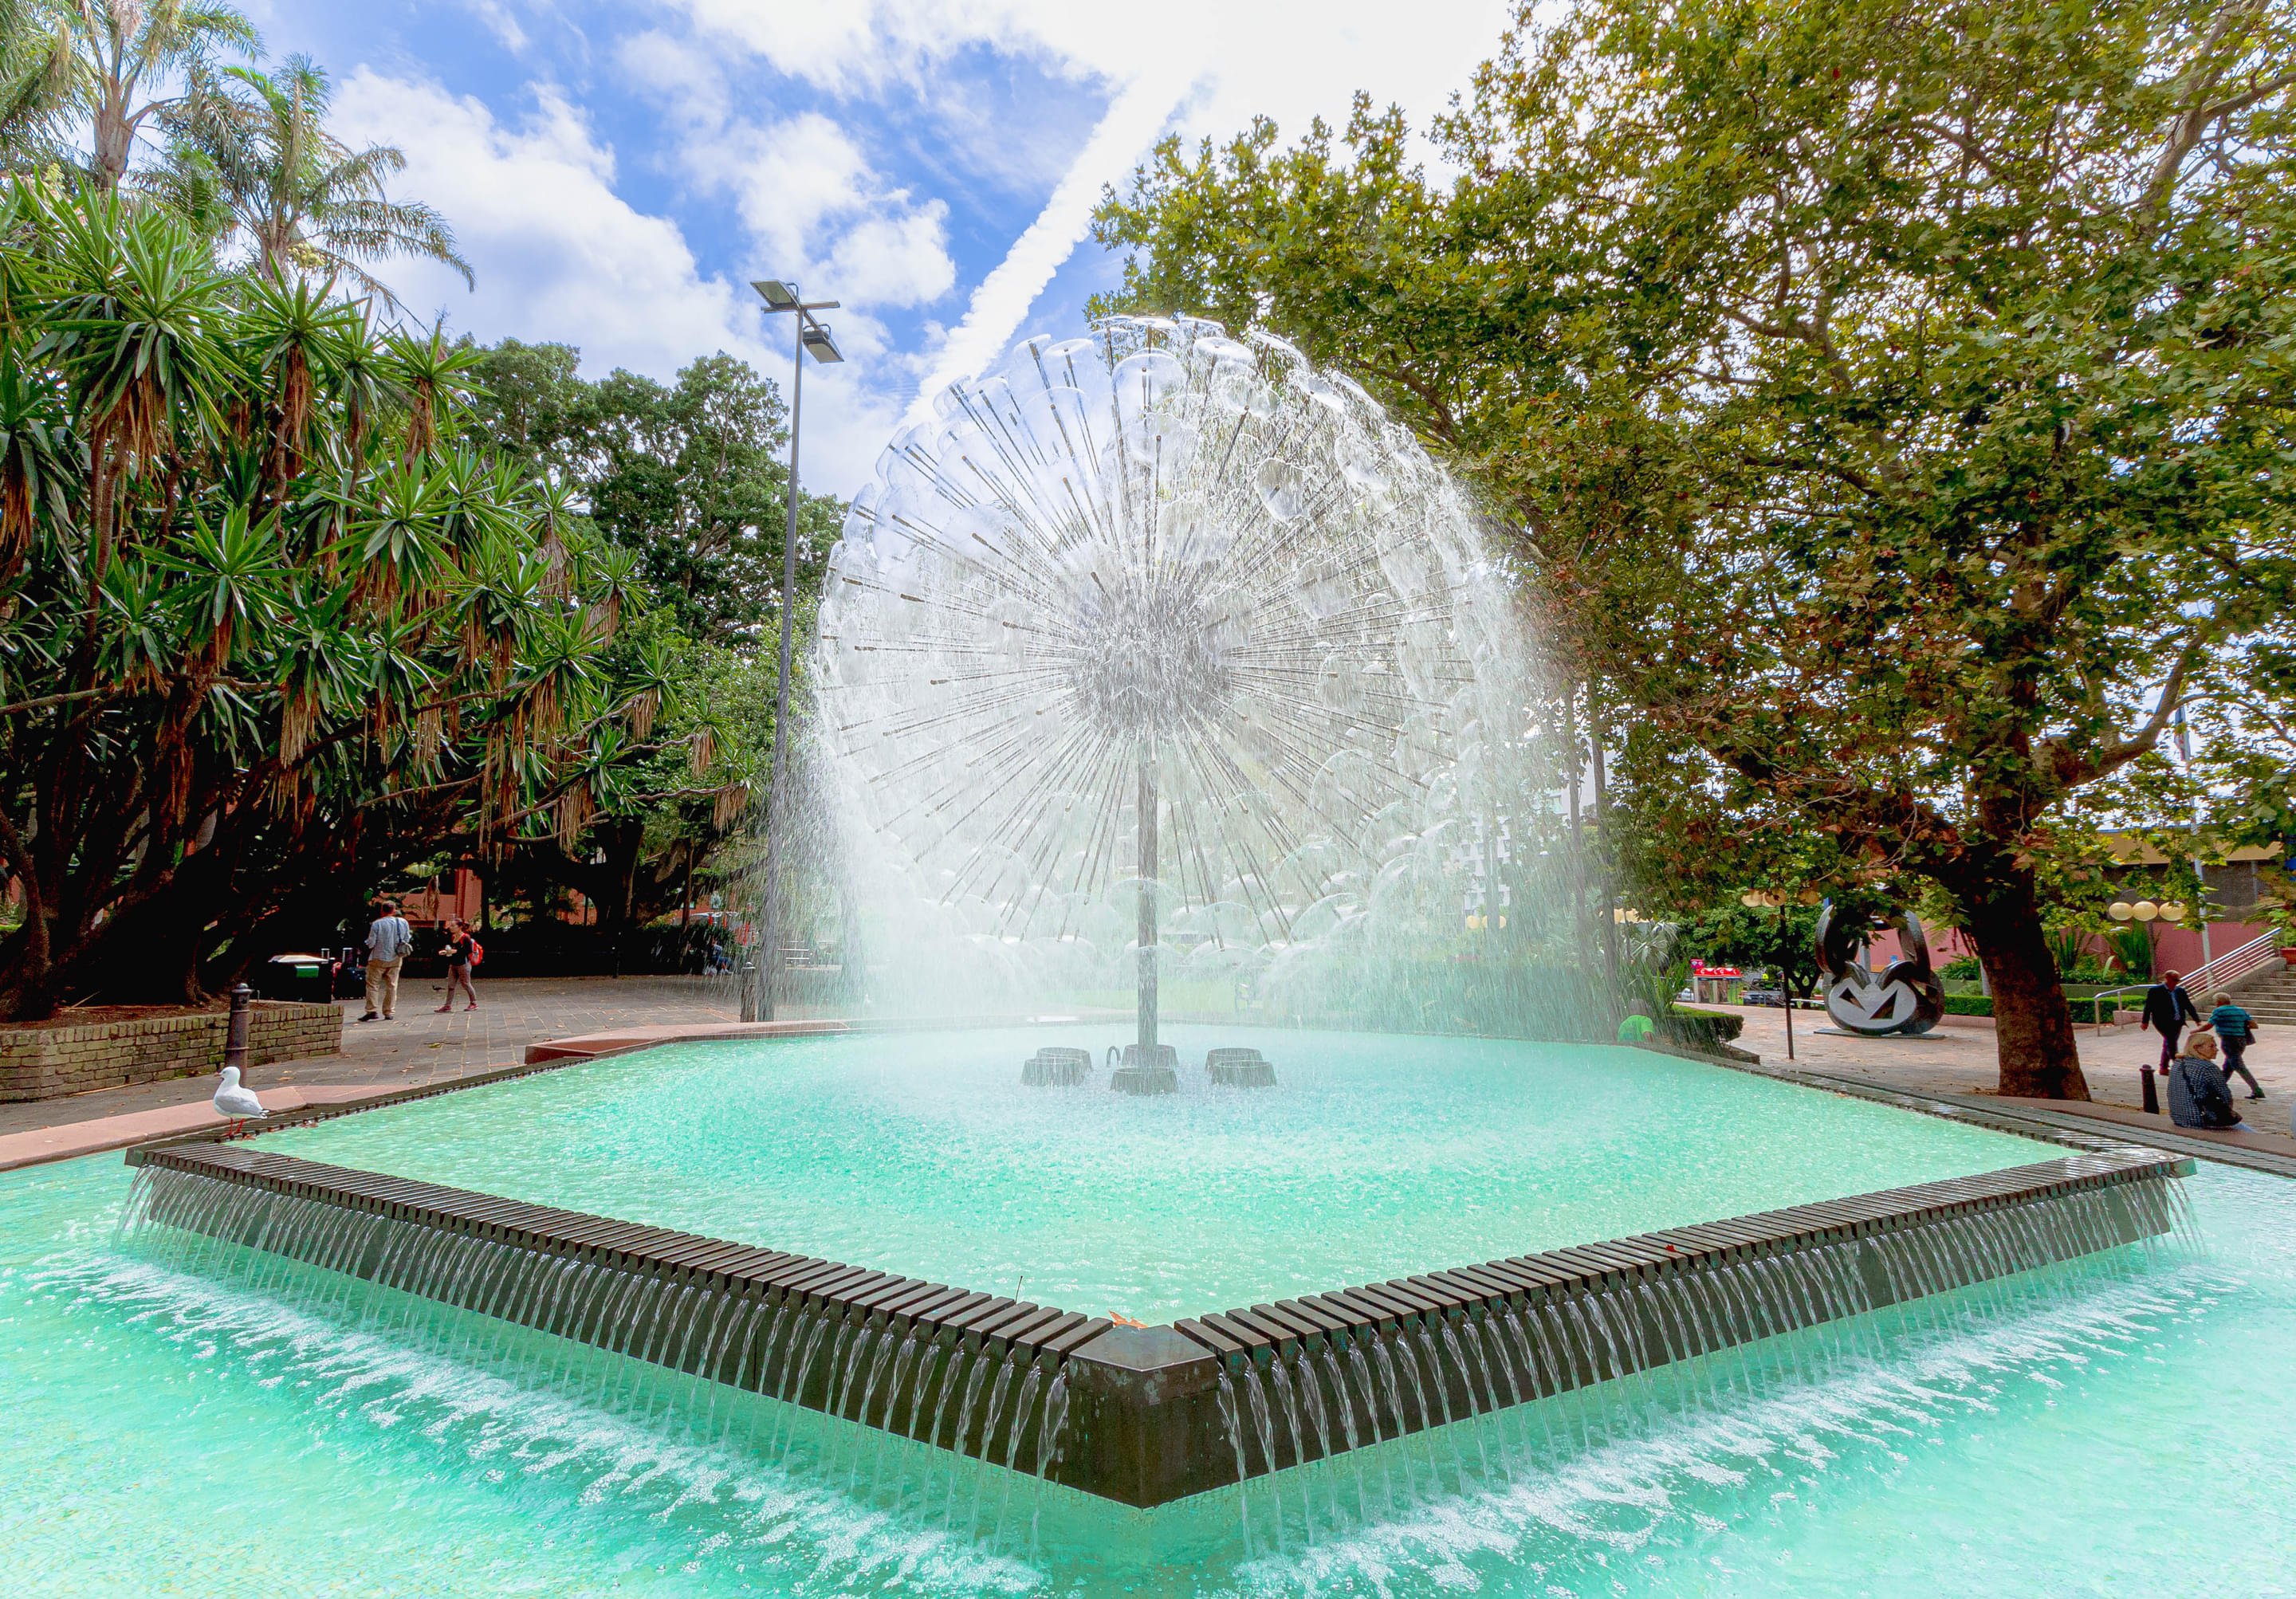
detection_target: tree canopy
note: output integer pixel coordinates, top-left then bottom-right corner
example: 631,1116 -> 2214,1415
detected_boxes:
461,340 -> 839,646
1092,0 -> 2296,1097
0,187 -> 757,1017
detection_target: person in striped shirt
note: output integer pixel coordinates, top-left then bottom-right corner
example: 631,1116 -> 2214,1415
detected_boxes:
2210,992 -> 2263,1099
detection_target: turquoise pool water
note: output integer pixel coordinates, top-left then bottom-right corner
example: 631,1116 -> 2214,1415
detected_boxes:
6,1142 -> 2292,1594
257,1026 -> 2038,1322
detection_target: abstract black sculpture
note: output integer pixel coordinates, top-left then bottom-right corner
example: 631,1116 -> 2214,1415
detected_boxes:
1814,902 -> 1948,1035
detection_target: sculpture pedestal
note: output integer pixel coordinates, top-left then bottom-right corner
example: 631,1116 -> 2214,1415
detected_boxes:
1205,1047 -> 1276,1086
1110,1065 -> 1178,1094
1111,1043 -> 1177,1094
1022,1047 -> 1092,1086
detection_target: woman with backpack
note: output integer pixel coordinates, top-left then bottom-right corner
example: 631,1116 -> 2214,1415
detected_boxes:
436,918 -> 482,1012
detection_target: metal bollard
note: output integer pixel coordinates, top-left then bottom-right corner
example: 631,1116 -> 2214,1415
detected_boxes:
223,982 -> 253,1079
739,960 -> 758,1023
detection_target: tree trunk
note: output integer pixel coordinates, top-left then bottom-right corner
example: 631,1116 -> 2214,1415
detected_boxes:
1969,882 -> 2091,1100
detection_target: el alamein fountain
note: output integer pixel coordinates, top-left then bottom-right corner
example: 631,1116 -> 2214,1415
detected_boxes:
110,315 -> 2192,1526
813,315 -> 1544,1083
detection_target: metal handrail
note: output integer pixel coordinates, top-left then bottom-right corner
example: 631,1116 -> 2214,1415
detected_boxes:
2086,929 -> 2283,1026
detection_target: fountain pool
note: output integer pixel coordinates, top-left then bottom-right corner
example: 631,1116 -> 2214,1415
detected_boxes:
242,1027 -> 2042,1323
6,1118 -> 2290,1594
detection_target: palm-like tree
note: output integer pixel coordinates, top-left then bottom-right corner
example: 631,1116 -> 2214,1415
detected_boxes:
6,1 -> 259,188
159,56 -> 471,309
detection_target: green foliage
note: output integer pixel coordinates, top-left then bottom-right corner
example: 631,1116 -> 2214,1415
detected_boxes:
1942,957 -> 1982,980
0,187 -> 743,1017
2045,926 -> 2090,980
150,55 -> 470,309
459,340 -> 843,645
2105,923 -> 2156,979
2,0 -> 260,191
1662,1007 -> 1746,1048
1091,0 -> 2296,1098
1683,902 -> 1824,998
1945,995 -> 1995,1017
452,338 -> 844,927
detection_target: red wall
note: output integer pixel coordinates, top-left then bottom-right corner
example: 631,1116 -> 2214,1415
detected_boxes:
1862,920 -> 2269,978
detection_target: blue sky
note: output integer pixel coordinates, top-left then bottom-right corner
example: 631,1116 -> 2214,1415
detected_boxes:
232,0 -> 1515,495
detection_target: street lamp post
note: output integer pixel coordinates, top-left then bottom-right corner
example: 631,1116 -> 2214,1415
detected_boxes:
2109,897 -> 2187,1114
1740,890 -> 1806,1062
749,279 -> 844,1023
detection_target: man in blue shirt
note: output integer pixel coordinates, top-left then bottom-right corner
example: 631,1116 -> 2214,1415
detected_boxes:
359,898 -> 413,1022
2210,991 -> 2263,1098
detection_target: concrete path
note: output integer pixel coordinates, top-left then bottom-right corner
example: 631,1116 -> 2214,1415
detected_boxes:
10,976 -> 2290,1176
1712,1003 -> 2296,1162
0,975 -> 743,1169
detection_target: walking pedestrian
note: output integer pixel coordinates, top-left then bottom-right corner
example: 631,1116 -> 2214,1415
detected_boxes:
2140,970 -> 2203,1076
359,898 -> 413,1022
2210,990 -> 2263,1099
435,918 -> 480,1013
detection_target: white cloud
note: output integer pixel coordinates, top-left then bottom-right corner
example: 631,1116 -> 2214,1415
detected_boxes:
659,0 -> 1515,405
316,1 -> 1520,494
666,0 -> 1513,139
828,210 -> 957,307
328,71 -> 768,386
462,0 -> 529,53
904,69 -> 1190,426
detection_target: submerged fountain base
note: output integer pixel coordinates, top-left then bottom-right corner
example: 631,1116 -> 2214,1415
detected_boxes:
1022,1047 -> 1092,1086
1206,1047 -> 1276,1087
122,1133 -> 2184,1509
1110,1043 -> 1178,1096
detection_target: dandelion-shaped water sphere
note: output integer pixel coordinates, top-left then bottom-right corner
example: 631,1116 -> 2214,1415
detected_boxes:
815,316 -> 1532,1036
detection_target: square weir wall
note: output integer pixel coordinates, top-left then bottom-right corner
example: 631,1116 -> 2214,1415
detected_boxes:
120,1033 -> 2189,1508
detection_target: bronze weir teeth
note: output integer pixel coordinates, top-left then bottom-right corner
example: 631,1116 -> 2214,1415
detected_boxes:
123,1140 -> 2181,1508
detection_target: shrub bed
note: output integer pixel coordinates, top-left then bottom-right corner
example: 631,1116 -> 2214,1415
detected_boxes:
1662,1006 -> 1746,1047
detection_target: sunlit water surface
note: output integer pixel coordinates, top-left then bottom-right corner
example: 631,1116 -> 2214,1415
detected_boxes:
3,1032 -> 2290,1595
257,1027 -> 2034,1322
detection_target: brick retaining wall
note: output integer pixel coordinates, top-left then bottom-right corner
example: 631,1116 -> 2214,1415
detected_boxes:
0,1002 -> 341,1102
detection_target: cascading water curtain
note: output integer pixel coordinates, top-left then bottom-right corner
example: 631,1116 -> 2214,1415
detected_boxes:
113,1166 -> 1079,1557
1197,1173 -> 2184,1556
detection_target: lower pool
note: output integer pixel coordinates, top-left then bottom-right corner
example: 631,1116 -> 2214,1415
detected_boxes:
3,1043 -> 2290,1595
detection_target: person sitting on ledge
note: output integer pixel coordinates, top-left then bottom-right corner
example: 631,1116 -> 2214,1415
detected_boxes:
2167,1033 -> 2244,1131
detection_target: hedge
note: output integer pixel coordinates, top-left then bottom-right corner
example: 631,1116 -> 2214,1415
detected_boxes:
1662,1006 -> 1746,1047
1944,993 -> 2138,1024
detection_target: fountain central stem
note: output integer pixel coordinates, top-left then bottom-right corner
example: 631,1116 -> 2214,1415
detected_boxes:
1138,754 -> 1158,1053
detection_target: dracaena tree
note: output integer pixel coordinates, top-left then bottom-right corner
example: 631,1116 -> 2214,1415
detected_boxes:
0,183 -> 747,1019
1092,0 -> 2296,1098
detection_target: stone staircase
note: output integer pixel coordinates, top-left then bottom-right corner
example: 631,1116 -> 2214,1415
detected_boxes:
2227,959 -> 2296,1027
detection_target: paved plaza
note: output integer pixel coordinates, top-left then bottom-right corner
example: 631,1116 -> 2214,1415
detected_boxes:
5,978 -> 2290,1170
0,975 -> 745,1166
1710,1003 -> 2296,1165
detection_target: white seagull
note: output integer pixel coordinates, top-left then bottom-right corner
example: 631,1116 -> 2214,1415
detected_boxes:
211,1066 -> 267,1135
